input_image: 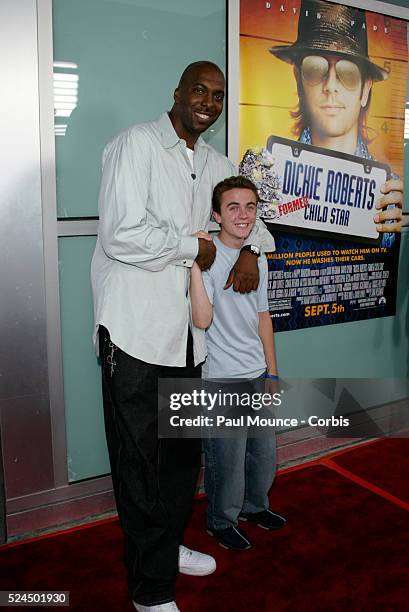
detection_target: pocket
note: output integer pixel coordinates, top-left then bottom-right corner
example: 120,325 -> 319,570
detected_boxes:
105,340 -> 118,378
100,327 -> 118,378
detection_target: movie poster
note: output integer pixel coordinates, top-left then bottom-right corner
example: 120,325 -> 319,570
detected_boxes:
233,0 -> 407,331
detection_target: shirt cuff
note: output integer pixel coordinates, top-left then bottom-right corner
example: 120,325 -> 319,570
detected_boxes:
242,234 -> 275,253
174,236 -> 199,268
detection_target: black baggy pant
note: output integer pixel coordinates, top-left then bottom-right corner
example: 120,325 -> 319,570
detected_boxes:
99,326 -> 202,606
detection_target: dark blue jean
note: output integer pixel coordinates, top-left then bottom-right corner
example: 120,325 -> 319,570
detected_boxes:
202,376 -> 277,531
99,326 -> 202,606
203,434 -> 276,530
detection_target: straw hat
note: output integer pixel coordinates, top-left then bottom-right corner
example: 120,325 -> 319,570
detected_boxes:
269,0 -> 388,82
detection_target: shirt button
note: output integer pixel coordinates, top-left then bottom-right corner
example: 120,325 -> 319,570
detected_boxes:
183,260 -> 187,265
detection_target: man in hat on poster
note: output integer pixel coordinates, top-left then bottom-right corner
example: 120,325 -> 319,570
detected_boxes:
269,0 -> 403,236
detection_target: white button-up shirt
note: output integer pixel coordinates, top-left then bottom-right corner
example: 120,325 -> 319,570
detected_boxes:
91,112 -> 275,366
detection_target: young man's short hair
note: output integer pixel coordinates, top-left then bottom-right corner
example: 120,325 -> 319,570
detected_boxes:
212,176 -> 259,214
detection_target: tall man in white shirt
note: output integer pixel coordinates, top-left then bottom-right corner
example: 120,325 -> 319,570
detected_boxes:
91,61 -> 275,612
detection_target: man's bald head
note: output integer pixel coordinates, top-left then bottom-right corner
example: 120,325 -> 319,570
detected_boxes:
178,61 -> 224,89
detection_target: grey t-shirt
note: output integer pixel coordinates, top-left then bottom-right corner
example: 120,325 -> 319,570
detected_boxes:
201,236 -> 269,379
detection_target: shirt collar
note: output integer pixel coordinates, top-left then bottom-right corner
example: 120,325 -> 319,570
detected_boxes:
158,112 -> 209,150
299,126 -> 372,159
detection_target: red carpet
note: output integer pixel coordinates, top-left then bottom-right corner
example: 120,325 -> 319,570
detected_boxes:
328,438 -> 409,504
179,464 -> 409,611
1,440 -> 408,610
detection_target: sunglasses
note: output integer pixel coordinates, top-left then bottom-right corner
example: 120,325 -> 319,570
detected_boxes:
300,55 -> 362,91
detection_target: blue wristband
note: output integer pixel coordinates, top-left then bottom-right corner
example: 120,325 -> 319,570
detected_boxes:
265,373 -> 278,380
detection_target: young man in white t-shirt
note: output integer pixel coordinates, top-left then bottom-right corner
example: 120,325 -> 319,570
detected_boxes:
190,176 -> 286,551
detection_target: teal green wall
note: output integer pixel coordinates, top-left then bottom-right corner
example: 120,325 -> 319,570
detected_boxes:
54,0 -> 228,480
53,0 -> 226,218
58,236 -> 108,480
380,0 -> 409,6
54,0 -> 409,482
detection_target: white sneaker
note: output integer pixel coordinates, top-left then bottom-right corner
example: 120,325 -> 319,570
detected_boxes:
133,601 -> 179,611
178,544 -> 216,576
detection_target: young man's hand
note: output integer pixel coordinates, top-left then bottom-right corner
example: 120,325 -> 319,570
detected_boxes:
264,375 -> 279,399
224,249 -> 259,293
374,179 -> 403,233
193,231 -> 213,241
195,235 -> 216,271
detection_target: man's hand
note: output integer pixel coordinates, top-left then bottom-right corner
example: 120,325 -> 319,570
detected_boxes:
224,249 -> 259,293
195,234 -> 216,271
374,179 -> 403,233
